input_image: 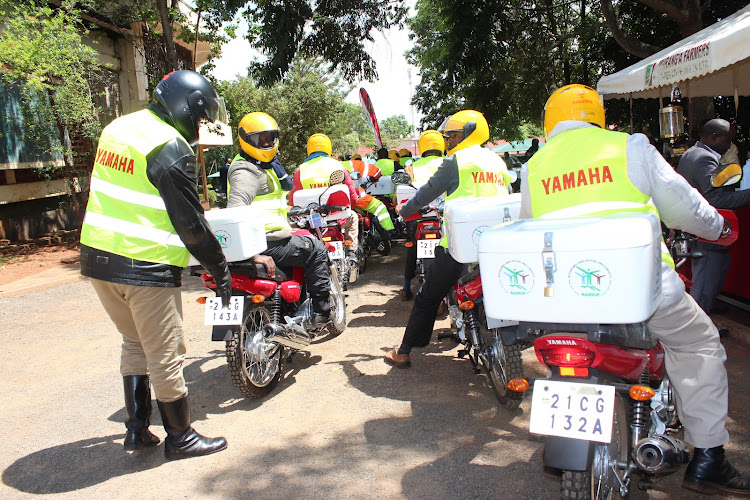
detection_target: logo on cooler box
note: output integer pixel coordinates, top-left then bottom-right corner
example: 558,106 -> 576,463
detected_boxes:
569,260 -> 612,296
499,261 -> 534,295
471,225 -> 491,246
214,230 -> 231,249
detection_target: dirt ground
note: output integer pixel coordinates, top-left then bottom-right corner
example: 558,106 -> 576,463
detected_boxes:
0,244 -> 80,286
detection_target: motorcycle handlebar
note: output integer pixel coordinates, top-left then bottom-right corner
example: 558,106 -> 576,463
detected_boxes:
288,204 -> 349,217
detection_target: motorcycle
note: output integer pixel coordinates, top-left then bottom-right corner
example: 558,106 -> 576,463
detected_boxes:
201,177 -> 348,399
365,174 -> 407,240
483,205 -> 738,498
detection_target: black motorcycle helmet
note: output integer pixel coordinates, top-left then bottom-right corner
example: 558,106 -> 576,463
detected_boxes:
153,70 -> 223,145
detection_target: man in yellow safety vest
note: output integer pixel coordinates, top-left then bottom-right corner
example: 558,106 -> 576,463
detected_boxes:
521,84 -> 749,497
80,70 -> 229,459
385,110 -> 510,368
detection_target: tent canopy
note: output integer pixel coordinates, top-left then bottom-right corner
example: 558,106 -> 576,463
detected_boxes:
597,5 -> 750,100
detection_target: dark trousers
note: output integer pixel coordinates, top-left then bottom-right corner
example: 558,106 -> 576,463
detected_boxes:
402,246 -> 462,348
689,241 -> 731,314
263,235 -> 330,313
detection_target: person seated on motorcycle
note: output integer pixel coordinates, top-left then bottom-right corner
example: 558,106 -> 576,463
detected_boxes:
289,133 -> 361,265
227,112 -> 331,326
341,154 -> 396,239
398,148 -> 414,169
398,130 -> 446,301
385,110 -> 510,368
375,147 -> 397,177
520,84 -> 750,497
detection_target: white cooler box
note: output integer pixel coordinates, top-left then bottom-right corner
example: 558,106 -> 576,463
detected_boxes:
291,185 -> 352,221
187,205 -> 267,266
366,175 -> 394,196
395,184 -> 439,221
444,193 -> 521,263
478,213 -> 662,324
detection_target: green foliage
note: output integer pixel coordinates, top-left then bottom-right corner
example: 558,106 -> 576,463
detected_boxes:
211,62 -> 373,170
380,115 -> 412,143
0,0 -> 102,168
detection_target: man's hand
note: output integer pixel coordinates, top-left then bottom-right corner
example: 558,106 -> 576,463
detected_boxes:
253,254 -> 276,278
720,219 -> 732,239
213,267 -> 233,308
395,202 -> 405,215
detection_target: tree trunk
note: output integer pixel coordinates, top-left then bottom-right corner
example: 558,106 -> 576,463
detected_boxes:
157,0 -> 178,72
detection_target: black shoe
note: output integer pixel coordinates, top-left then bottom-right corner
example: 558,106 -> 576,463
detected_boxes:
398,289 -> 413,301
123,375 -> 160,452
312,313 -> 330,327
157,396 -> 227,460
719,328 -> 730,338
683,446 -> 750,496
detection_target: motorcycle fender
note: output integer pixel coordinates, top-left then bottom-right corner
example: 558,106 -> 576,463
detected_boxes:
212,325 -> 235,342
543,436 -> 595,471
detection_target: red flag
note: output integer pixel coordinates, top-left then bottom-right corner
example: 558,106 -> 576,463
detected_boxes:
359,88 -> 383,150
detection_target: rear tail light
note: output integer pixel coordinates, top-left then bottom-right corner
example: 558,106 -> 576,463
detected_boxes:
537,347 -> 596,368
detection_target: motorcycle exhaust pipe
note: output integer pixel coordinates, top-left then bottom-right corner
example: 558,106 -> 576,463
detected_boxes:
634,436 -> 690,473
262,324 -> 312,350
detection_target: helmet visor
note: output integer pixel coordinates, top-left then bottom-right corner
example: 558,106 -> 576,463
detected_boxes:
240,129 -> 279,150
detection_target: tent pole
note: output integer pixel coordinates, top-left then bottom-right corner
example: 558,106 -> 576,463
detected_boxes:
659,87 -> 663,109
734,66 -> 739,116
629,93 -> 634,134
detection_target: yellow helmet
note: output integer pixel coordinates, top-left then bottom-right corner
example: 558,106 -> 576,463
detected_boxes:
388,150 -> 399,161
238,112 -> 279,163
418,130 -> 445,156
438,109 -> 489,155
352,153 -> 362,160
543,84 -> 605,138
398,148 -> 411,157
307,133 -> 332,156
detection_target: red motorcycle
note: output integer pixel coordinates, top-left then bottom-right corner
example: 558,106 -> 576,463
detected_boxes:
488,209 -> 738,499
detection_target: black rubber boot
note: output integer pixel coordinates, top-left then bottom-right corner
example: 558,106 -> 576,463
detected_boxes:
123,375 -> 160,452
683,446 -> 750,496
157,396 -> 227,460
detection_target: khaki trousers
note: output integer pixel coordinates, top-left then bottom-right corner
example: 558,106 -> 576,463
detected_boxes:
648,292 -> 729,448
91,279 -> 187,402
343,212 -> 359,253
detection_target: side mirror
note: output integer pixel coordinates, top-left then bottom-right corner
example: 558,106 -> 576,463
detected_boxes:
712,163 -> 742,188
391,171 -> 412,186
329,169 -> 345,185
350,171 -> 361,181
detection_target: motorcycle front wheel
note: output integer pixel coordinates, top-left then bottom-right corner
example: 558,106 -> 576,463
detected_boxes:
225,303 -> 283,398
561,395 -> 629,500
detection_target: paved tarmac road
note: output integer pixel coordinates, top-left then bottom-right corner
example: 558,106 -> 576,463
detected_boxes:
1,245 -> 750,499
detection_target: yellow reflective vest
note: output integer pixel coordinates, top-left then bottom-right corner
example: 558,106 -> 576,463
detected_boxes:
527,127 -> 674,268
80,109 -> 192,267
298,156 -> 344,188
228,154 -> 291,233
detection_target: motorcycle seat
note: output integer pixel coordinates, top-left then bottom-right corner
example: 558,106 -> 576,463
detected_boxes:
227,262 -> 291,282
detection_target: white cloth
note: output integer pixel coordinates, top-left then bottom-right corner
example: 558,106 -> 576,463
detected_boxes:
520,121 -> 724,312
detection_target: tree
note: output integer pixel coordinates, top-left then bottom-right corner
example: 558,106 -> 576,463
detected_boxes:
0,0 -> 103,223
380,114 -> 412,144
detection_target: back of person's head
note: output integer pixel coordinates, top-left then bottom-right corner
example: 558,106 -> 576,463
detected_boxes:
377,147 -> 389,159
531,138 -> 539,146
307,133 -> 332,156
418,130 -> 445,157
153,70 -> 225,145
701,118 -> 733,155
542,84 -> 605,138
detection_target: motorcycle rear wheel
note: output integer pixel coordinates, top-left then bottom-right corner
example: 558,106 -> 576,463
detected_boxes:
561,395 -> 628,499
478,305 -> 523,408
226,304 -> 282,398
327,273 -> 346,337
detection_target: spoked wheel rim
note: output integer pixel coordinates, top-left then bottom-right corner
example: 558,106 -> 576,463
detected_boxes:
590,396 -> 629,499
241,306 -> 281,388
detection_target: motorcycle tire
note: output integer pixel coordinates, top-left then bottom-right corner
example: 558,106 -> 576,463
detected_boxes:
327,275 -> 346,336
225,303 -> 283,399
477,304 -> 523,408
561,395 -> 628,500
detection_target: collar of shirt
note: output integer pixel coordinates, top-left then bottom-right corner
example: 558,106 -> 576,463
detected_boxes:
547,120 -> 597,140
304,151 -> 329,162
698,141 -> 721,160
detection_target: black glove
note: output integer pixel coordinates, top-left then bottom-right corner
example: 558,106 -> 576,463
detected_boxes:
212,262 -> 233,308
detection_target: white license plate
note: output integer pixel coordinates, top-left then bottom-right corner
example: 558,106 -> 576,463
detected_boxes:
529,380 -> 615,443
204,296 -> 244,325
327,241 -> 345,260
417,239 -> 440,259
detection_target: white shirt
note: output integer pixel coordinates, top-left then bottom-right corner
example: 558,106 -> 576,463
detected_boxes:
520,121 -> 724,311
